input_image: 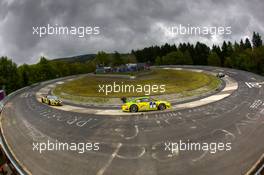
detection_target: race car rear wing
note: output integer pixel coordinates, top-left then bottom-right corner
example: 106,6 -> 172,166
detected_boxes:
121,97 -> 127,103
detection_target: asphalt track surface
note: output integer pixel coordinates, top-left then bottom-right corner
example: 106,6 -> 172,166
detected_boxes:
1,66 -> 264,175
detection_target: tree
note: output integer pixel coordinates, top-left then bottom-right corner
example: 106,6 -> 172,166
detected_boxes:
227,41 -> 234,56
95,51 -> 110,66
251,46 -> 264,73
162,51 -> 187,65
124,54 -> 137,63
208,52 -> 221,66
183,51 -> 193,65
155,56 -> 163,65
244,38 -> 252,49
35,57 -> 57,81
186,43 -> 195,64
160,43 -> 173,56
1,31 -> 264,95
0,57 -> 20,94
239,39 -> 246,50
18,64 -> 31,86
212,45 -> 221,58
234,41 -> 240,52
224,57 -> 232,67
193,42 -> 210,65
51,61 -> 71,77
252,32 -> 263,48
112,51 -> 123,66
178,43 -> 187,53
221,41 -> 228,65
236,53 -> 252,70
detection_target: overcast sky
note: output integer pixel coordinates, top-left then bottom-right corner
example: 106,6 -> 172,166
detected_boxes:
0,0 -> 263,64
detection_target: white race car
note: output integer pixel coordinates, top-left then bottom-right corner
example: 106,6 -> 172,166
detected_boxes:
216,72 -> 225,78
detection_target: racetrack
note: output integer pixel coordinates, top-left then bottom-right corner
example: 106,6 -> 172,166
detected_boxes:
1,66 -> 264,175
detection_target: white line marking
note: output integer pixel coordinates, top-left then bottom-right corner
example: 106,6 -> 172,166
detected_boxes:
235,122 -> 247,135
192,150 -> 208,162
125,125 -> 139,140
116,147 -> 146,159
96,143 -> 122,175
56,81 -> 64,84
245,82 -> 252,88
164,119 -> 170,124
168,146 -> 179,157
245,82 -> 263,88
250,100 -> 263,109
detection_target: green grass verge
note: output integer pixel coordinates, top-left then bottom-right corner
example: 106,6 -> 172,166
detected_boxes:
53,68 -> 221,103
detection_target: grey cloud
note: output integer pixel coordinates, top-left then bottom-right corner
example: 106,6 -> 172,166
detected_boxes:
0,0 -> 263,64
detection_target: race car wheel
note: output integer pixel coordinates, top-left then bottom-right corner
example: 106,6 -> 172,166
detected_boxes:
48,100 -> 51,105
158,103 -> 166,110
130,105 -> 138,112
41,98 -> 44,103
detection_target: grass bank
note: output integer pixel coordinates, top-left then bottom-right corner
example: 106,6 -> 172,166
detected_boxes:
53,68 -> 221,103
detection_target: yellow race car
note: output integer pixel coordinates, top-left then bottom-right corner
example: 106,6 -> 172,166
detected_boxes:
41,95 -> 62,106
122,96 -> 171,112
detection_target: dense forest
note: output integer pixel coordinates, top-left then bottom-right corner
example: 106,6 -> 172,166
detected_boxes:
0,32 -> 263,94
132,32 -> 263,73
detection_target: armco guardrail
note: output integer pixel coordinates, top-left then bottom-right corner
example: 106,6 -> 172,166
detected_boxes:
246,153 -> 264,175
0,86 -> 30,175
255,164 -> 264,175
0,74 -> 85,175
